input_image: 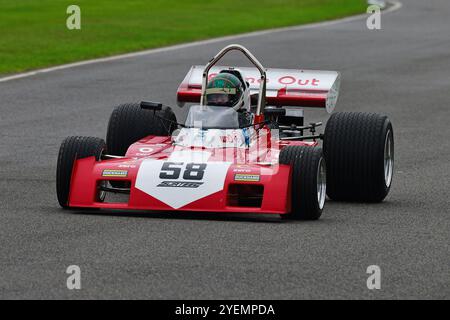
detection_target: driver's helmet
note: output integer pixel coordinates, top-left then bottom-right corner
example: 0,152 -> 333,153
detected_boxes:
205,73 -> 244,109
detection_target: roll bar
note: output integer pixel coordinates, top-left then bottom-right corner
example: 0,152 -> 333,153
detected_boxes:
200,44 -> 267,115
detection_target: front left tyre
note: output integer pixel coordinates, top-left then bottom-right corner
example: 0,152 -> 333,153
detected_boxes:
56,136 -> 106,208
323,112 -> 394,202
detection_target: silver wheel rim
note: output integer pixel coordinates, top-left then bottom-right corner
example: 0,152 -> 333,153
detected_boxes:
384,130 -> 394,187
317,158 -> 326,210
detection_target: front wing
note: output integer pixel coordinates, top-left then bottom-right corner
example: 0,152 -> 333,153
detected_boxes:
68,157 -> 292,214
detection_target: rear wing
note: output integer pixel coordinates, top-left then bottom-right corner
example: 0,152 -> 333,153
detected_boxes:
177,65 -> 340,113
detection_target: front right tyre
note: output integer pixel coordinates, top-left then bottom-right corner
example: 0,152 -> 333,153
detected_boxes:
56,136 -> 106,208
279,146 -> 326,220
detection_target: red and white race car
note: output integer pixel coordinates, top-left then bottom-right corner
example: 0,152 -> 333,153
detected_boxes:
56,45 -> 394,220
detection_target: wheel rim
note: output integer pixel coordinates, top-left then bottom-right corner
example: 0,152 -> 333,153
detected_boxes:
317,158 -> 326,210
384,130 -> 394,187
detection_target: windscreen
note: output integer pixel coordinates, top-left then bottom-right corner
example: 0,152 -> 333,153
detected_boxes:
184,105 -> 240,129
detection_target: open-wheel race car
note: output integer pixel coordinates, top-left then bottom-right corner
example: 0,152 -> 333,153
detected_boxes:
56,44 -> 394,220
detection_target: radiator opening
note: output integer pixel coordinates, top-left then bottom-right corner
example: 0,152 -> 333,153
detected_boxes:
227,184 -> 264,208
97,181 -> 131,204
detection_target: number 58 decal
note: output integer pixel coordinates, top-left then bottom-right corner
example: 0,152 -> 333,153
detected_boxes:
158,162 -> 207,188
136,159 -> 231,206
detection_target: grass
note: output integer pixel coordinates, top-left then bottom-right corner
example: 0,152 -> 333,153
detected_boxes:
0,0 -> 366,75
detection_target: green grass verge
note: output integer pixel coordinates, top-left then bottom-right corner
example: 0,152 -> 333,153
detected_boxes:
0,0 -> 366,75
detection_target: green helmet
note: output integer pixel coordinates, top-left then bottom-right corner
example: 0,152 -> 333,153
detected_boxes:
205,73 -> 244,108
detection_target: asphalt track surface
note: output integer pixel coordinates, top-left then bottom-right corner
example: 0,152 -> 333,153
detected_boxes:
0,0 -> 449,299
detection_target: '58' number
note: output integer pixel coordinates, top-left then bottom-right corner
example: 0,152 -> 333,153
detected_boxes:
159,162 -> 206,181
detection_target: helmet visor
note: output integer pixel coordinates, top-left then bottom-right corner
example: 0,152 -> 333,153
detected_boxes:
206,93 -> 232,106
206,87 -> 237,107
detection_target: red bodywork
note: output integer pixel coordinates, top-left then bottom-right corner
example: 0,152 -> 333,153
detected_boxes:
68,130 -> 318,215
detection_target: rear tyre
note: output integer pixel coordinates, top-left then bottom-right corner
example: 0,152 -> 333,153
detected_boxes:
56,136 -> 106,208
279,146 -> 326,220
323,112 -> 394,202
106,102 -> 177,157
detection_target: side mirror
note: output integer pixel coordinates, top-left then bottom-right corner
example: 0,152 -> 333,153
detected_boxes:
140,101 -> 163,111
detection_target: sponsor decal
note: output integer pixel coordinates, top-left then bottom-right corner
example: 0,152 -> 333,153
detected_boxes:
118,164 -> 136,168
209,72 -> 321,87
102,169 -> 128,177
234,173 -> 260,182
233,165 -> 253,173
157,181 -> 203,188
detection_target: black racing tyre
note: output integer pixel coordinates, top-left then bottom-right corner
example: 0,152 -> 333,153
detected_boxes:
56,136 -> 106,208
279,146 -> 326,220
323,112 -> 394,202
106,102 -> 177,157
